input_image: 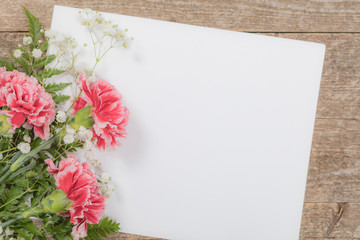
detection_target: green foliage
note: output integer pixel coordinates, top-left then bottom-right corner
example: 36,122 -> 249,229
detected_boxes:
69,105 -> 94,130
24,7 -> 42,44
53,94 -> 71,105
0,8 -> 64,85
83,217 -> 121,240
44,82 -> 71,94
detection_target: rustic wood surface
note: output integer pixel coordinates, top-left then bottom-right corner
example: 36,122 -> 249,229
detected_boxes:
1,1 -> 360,239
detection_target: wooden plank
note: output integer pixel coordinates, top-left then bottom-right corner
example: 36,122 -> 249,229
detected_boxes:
108,233 -> 162,239
1,0 -> 360,33
301,203 -> 360,239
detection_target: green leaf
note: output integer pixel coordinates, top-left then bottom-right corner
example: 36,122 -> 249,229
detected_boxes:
40,68 -> 65,79
16,228 -> 35,240
13,177 -> 28,188
53,94 -> 71,105
4,185 -> 24,205
84,217 -> 120,240
24,7 -> 42,43
13,46 -> 33,62
0,58 -> 17,71
33,54 -> 55,69
69,105 -> 94,130
38,41 -> 49,51
44,82 -> 71,94
10,52 -> 32,75
24,222 -> 44,236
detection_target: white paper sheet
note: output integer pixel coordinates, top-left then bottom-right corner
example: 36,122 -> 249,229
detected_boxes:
50,5 -> 325,239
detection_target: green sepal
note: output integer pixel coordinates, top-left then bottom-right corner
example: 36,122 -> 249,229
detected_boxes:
0,114 -> 11,133
69,105 -> 94,130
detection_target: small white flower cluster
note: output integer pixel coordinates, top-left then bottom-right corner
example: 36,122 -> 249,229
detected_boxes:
79,8 -> 132,51
56,110 -> 67,123
98,172 -> 114,199
63,125 -> 94,145
45,29 -> 85,77
15,36 -> 42,59
84,139 -> 99,166
32,48 -> 42,59
13,49 -> 22,58
17,142 -> 31,154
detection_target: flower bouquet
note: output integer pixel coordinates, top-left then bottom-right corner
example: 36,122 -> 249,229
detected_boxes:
0,8 -> 131,240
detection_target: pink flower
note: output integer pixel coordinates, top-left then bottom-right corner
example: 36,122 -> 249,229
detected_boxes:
0,69 -> 56,139
45,155 -> 106,240
73,74 -> 129,150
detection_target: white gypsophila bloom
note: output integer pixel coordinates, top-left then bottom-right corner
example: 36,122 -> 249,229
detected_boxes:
23,134 -> 31,143
13,49 -> 22,58
63,134 -> 75,144
32,48 -> 42,59
99,182 -> 114,198
45,29 -> 54,39
77,126 -> 87,139
5,227 -> 14,236
88,158 -> 100,166
56,49 -> 66,58
85,149 -> 94,160
85,129 -> 93,139
56,111 -> 66,123
66,125 -> 76,135
17,142 -> 31,154
55,34 -> 65,42
84,140 -> 93,150
0,226 -> 2,234
23,36 -> 32,45
0,153 -> 3,160
101,172 -> 111,182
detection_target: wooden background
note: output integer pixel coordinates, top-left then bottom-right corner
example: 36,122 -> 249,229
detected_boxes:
0,0 -> 358,239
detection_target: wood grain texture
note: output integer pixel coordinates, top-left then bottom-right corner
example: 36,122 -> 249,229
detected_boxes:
1,0 -> 360,33
1,0 -> 360,239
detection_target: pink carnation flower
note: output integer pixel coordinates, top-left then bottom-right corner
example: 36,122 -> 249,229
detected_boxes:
0,69 -> 56,139
45,155 -> 106,240
73,74 -> 129,150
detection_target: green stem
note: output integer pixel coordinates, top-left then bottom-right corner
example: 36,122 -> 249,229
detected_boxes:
0,215 -> 24,228
0,135 -> 58,185
10,135 -> 58,172
0,147 -> 17,154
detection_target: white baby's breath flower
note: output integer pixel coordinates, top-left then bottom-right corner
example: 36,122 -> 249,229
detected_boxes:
45,29 -> 54,38
84,140 -> 93,150
85,130 -> 93,139
84,8 -> 94,15
66,125 -> 76,135
13,49 -> 22,58
56,111 -> 66,123
85,149 -> 94,160
0,226 -> 2,234
17,142 -> 31,154
23,134 -> 31,143
77,126 -> 87,138
32,48 -> 42,59
101,172 -> 111,182
23,36 -> 32,45
0,153 -> 3,160
5,227 -> 14,236
55,34 -> 65,42
63,134 -> 75,144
